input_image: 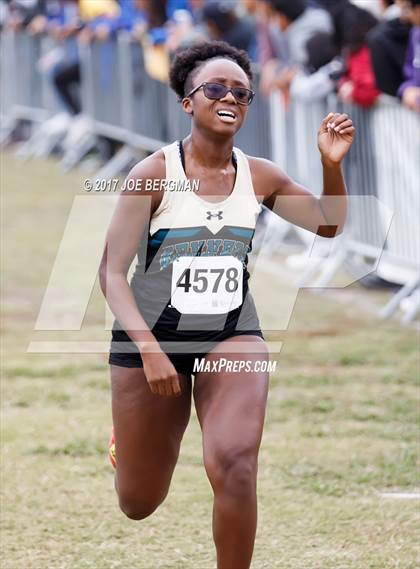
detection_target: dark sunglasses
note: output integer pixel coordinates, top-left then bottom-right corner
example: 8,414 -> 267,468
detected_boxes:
184,82 -> 255,106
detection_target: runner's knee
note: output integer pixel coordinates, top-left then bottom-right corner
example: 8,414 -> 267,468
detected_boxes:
205,444 -> 258,498
118,491 -> 164,521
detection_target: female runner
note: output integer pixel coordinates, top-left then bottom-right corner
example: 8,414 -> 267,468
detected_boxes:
100,41 -> 354,569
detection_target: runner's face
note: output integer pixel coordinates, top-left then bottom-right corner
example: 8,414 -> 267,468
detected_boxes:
182,58 -> 252,136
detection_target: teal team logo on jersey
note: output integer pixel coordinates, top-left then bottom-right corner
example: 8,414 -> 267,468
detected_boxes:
159,238 -> 249,270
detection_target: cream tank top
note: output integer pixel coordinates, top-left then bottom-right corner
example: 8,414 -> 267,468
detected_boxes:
126,140 -> 263,341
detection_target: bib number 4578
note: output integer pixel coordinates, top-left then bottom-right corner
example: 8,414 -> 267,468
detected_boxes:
176,267 -> 239,294
171,256 -> 243,315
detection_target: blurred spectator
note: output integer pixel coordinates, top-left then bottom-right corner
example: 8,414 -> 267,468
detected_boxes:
25,1 -> 79,38
242,0 -> 279,66
50,0 -> 170,116
42,0 -> 81,41
106,0 -> 147,37
189,0 -> 207,25
201,1 -> 256,55
397,0 -> 420,111
238,0 -> 257,15
368,0 -> 411,96
289,32 -> 346,101
380,0 -> 403,19
139,0 -> 171,82
260,0 -> 333,95
78,0 -> 144,44
52,0 -> 121,116
329,0 -> 378,52
236,0 -> 258,60
267,0 -> 332,64
166,0 -> 190,20
147,0 -> 167,29
5,0 -> 44,31
331,1 -> 380,108
129,0 -> 174,44
166,8 -> 206,52
78,0 -> 119,20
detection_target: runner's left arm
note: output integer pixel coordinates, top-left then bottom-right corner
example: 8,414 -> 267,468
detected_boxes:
249,112 -> 355,238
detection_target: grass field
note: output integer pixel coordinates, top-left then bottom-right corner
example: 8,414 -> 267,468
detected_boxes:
1,153 -> 419,569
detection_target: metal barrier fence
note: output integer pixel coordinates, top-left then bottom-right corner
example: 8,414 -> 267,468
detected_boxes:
1,31 -> 419,322
0,31 -> 78,126
80,34 -> 168,147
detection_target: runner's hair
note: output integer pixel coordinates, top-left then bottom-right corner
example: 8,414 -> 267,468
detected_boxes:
169,40 -> 253,101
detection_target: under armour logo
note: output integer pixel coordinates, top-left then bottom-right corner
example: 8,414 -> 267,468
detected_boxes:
206,211 -> 223,220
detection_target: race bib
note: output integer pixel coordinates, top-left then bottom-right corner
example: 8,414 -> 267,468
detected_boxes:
171,256 -> 243,315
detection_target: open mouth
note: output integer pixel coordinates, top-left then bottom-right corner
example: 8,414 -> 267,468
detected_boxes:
216,109 -> 237,124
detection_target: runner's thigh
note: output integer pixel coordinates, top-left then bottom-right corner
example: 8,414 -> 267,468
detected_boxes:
193,337 -> 269,479
111,365 -> 192,500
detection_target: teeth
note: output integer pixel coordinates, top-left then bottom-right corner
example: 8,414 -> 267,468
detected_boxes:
217,110 -> 236,118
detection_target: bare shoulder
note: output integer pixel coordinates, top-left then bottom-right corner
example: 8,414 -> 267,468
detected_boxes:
245,154 -> 289,201
246,154 -> 288,178
246,154 -> 277,175
124,148 -> 166,186
120,149 -> 166,213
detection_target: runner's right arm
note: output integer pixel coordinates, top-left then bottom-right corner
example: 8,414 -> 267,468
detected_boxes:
99,152 -> 181,397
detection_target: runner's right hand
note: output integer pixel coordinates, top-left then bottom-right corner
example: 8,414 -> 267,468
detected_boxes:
140,348 -> 182,398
